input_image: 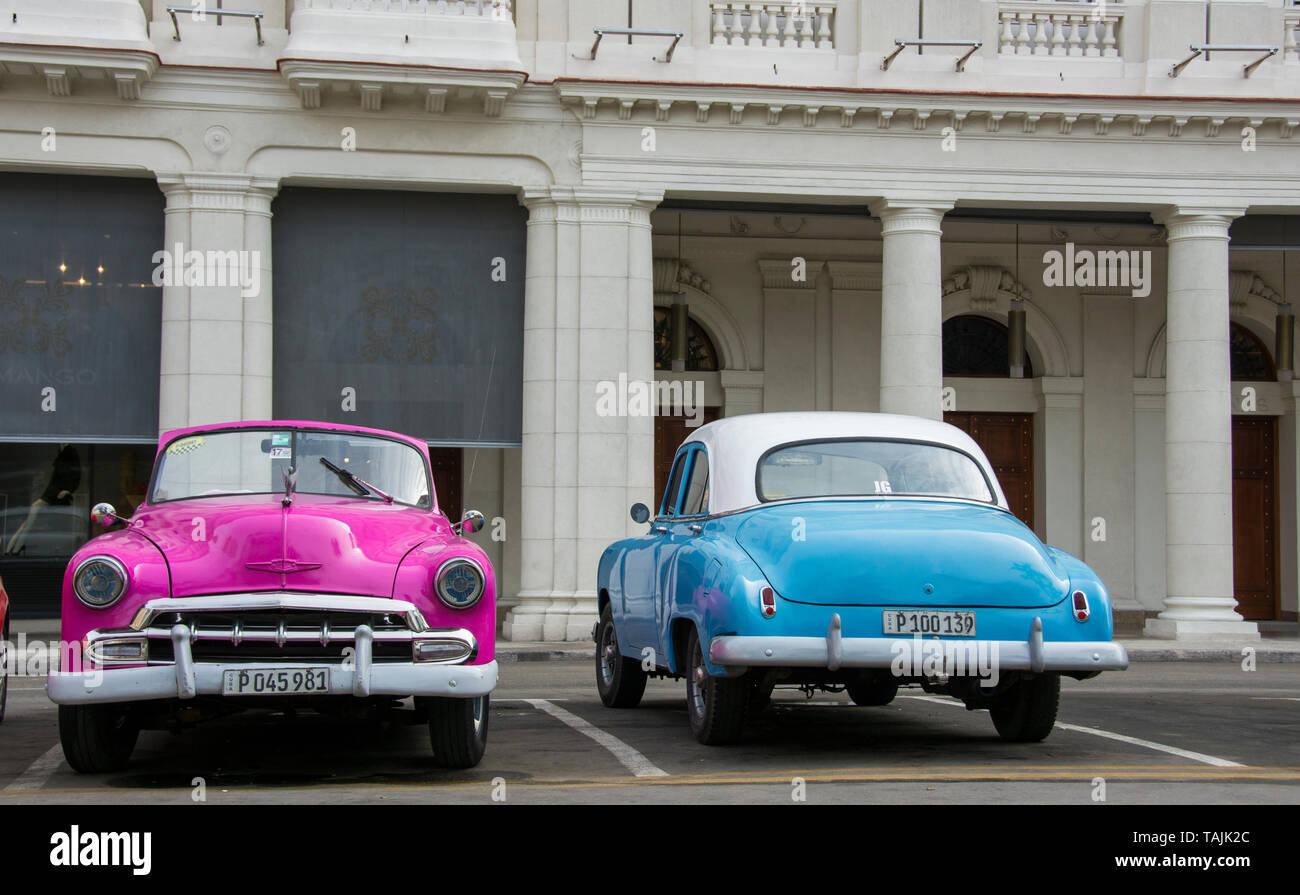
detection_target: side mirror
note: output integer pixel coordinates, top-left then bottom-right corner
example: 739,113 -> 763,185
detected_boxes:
455,509 -> 485,535
630,503 -> 650,524
91,502 -> 121,528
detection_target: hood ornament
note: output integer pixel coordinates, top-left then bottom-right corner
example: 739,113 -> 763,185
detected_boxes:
282,466 -> 297,507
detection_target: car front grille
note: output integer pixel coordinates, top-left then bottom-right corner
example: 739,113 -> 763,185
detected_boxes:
143,608 -> 418,665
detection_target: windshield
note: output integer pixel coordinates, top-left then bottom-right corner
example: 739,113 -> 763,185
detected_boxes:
757,439 -> 994,504
150,429 -> 432,508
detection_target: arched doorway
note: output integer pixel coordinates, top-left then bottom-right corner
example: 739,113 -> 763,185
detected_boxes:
653,310 -> 721,508
942,315 -> 1035,529
942,314 -> 1035,379
1230,322 -> 1279,620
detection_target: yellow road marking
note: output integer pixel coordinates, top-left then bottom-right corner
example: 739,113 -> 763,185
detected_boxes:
4,765 -> 1298,799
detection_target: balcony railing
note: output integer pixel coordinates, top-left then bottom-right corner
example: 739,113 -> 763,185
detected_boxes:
709,2 -> 836,50
997,2 -> 1121,58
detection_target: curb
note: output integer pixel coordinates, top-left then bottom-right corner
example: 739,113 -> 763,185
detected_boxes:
499,648 -> 593,662
1124,648 -> 1300,663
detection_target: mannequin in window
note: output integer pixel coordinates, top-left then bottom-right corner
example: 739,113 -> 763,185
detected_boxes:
4,443 -> 81,555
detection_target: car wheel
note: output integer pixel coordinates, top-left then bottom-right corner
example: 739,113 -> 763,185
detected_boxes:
595,604 -> 647,709
989,673 -> 1060,743
846,674 -> 899,707
685,627 -> 746,745
58,704 -> 140,773
428,694 -> 489,768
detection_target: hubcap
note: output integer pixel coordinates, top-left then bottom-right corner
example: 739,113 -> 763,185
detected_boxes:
599,624 -> 617,686
471,696 -> 485,735
689,643 -> 706,719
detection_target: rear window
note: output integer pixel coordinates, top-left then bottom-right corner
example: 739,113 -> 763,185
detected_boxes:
757,439 -> 994,504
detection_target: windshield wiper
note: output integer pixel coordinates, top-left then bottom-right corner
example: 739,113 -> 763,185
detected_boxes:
318,457 -> 393,503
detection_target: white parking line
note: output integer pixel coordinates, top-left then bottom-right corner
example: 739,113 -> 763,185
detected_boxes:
900,694 -> 1244,768
4,744 -> 66,792
518,698 -> 669,778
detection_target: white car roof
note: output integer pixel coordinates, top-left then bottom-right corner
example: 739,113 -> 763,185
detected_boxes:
678,411 -> 1008,515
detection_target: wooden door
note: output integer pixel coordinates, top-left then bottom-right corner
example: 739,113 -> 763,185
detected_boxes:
1232,416 -> 1278,621
943,412 -> 1034,529
654,408 -> 720,512
429,447 -> 463,522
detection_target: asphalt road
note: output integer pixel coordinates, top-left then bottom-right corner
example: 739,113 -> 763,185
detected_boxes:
2,660 -> 1297,804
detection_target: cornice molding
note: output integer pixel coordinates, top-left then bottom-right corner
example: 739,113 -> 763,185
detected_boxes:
0,43 -> 159,99
278,58 -> 525,115
553,81 -> 1300,140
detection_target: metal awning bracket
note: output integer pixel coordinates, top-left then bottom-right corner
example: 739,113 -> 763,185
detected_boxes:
1170,44 -> 1278,78
166,7 -> 264,46
882,39 -> 982,72
576,28 -> 685,63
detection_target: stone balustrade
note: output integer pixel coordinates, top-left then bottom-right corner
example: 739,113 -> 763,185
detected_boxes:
709,2 -> 835,50
997,2 -> 1121,58
296,0 -> 513,16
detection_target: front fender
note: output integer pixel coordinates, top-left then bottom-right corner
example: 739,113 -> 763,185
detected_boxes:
393,538 -> 497,664
60,528 -> 170,648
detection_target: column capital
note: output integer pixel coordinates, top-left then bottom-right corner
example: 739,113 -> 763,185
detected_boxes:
1154,206 -> 1246,240
519,184 -> 663,224
869,198 -> 954,235
156,172 -> 281,212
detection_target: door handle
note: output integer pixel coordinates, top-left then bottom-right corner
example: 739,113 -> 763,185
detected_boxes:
688,524 -> 704,535
652,524 -> 668,534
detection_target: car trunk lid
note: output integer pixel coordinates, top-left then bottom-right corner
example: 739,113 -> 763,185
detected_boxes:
734,500 -> 1069,609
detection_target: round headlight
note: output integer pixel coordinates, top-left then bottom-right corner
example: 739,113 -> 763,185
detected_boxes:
435,557 -> 485,610
73,556 -> 128,608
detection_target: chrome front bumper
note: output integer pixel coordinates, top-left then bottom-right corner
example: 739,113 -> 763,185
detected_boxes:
48,594 -> 497,704
709,615 -> 1129,674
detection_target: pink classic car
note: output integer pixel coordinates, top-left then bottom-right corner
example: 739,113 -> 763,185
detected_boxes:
47,421 -> 497,772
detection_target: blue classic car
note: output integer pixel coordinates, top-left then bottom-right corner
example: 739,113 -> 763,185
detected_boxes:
594,412 -> 1127,745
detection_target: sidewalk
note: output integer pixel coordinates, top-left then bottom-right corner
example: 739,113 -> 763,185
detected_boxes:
10,618 -> 1298,662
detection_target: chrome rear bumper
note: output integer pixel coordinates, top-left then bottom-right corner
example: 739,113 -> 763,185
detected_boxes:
709,615 -> 1128,674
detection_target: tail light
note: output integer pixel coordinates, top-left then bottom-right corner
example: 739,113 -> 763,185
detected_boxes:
760,586 -> 776,618
1072,590 -> 1090,622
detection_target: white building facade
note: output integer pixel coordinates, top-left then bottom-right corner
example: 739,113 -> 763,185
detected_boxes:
1,0 -> 1297,640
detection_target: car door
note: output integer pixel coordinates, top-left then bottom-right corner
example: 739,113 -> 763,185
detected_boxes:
655,445 -> 711,659
621,450 -> 689,653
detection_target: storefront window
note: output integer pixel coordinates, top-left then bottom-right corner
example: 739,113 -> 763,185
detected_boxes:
271,188 -> 525,445
0,173 -> 163,615
0,443 -> 154,615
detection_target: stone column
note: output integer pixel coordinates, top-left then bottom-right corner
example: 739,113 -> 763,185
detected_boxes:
1145,207 -> 1259,639
154,172 -> 279,432
158,179 -> 193,434
504,186 -> 662,642
870,200 -> 953,420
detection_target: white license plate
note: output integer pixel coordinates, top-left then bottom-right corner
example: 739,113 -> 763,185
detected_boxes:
883,610 -> 976,637
222,667 -> 332,696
